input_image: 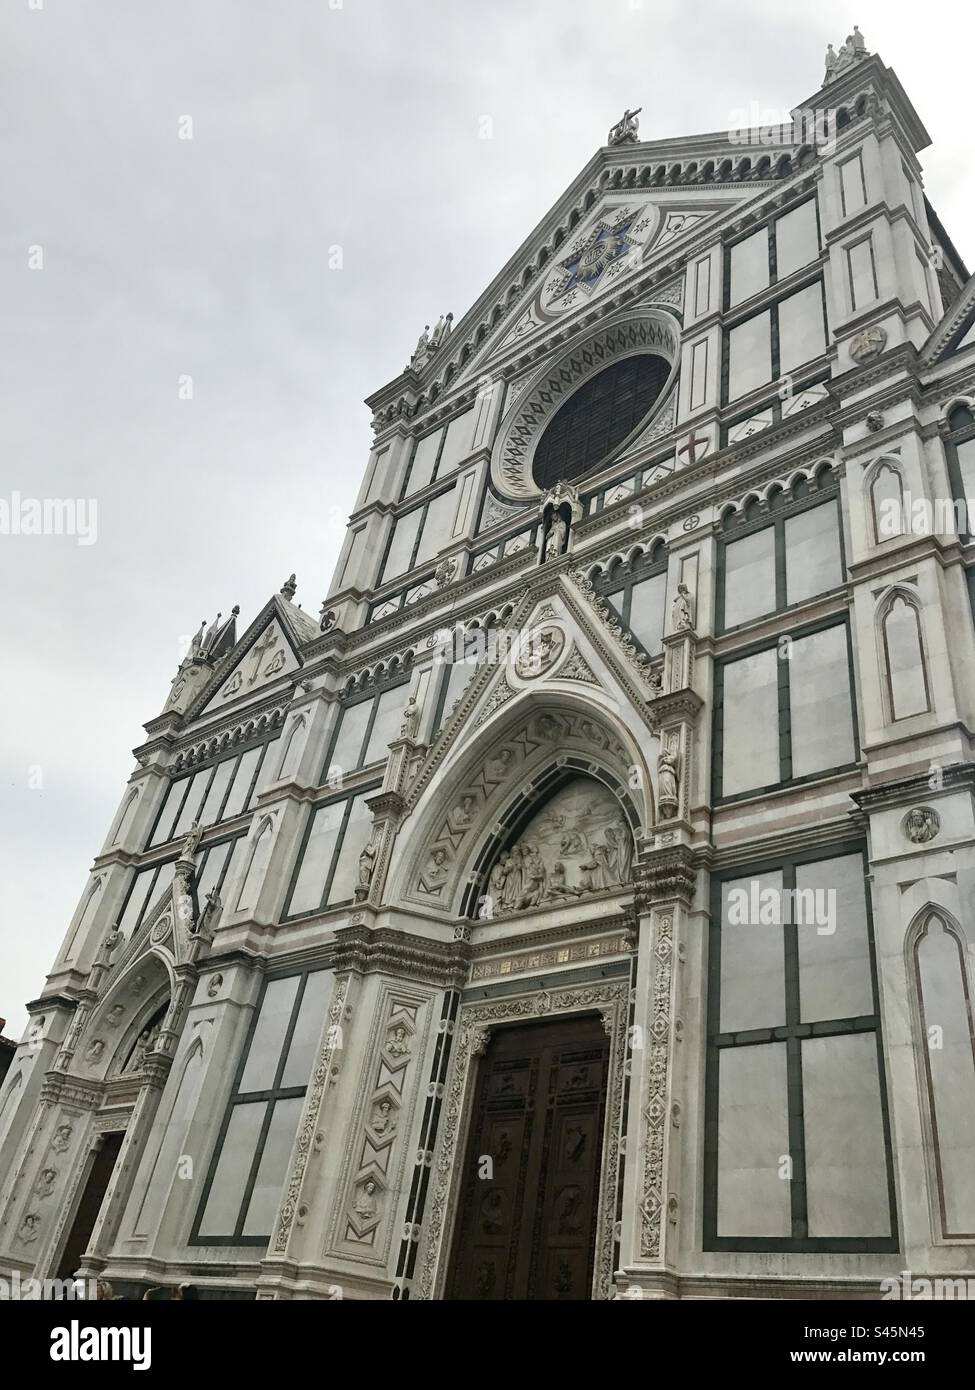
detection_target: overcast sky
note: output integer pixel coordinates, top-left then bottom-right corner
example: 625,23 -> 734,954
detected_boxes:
1,0 -> 971,1037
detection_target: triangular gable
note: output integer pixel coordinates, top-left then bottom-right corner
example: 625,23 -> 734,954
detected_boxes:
453,190 -> 733,389
189,601 -> 304,720
920,271 -> 975,367
408,573 -> 660,813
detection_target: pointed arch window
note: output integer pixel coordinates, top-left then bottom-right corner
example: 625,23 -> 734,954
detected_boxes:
880,592 -> 930,720
910,912 -> 975,1238
869,461 -> 904,544
593,543 -> 669,656
147,734 -> 281,849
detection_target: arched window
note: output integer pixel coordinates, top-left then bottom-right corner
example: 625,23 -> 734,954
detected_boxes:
910,912 -> 975,1237
277,715 -> 307,782
235,816 -> 276,913
869,462 -> 904,543
881,593 -> 930,719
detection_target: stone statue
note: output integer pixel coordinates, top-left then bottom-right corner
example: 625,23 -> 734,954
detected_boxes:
387,1026 -> 411,1058
280,573 -> 297,601
671,582 -> 694,632
399,693 -> 421,739
658,750 -> 680,818
198,889 -> 222,937
95,923 -> 123,968
372,1099 -> 396,1135
182,819 -> 204,857
824,43 -> 837,80
606,823 -> 634,884
85,1038 -> 105,1064
189,620 -> 205,658
544,513 -> 568,562
357,839 -> 377,893
608,107 -> 642,145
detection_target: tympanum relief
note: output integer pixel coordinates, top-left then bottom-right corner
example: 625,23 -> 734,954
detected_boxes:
483,777 -> 634,917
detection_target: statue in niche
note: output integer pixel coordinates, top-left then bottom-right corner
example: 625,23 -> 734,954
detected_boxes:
543,511 -> 568,562
356,839 -> 378,896
658,749 -> 680,818
182,811 -> 203,856
671,582 -> 694,632
399,693 -> 421,740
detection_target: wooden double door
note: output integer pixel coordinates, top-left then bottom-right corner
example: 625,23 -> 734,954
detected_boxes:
447,1014 -> 610,1301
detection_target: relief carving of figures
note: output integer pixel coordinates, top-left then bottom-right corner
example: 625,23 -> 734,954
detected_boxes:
35,1167 -> 58,1198
387,1025 -> 411,1058
371,1098 -> 397,1135
17,1213 -> 41,1245
51,1123 -> 73,1154
484,777 -> 635,917
352,1179 -> 380,1223
903,806 -> 940,844
515,626 -> 565,678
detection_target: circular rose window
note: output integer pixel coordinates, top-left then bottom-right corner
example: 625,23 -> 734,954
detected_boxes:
531,352 -> 672,490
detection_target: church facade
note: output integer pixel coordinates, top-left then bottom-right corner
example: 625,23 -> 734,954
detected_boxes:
3,38 -> 975,1300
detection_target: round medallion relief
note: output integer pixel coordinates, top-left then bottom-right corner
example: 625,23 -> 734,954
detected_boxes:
514,625 -> 566,680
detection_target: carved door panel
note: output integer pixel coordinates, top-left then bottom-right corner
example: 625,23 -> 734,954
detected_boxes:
447,1014 -> 609,1300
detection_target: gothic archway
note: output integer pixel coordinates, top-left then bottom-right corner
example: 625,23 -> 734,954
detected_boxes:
391,693 -> 653,920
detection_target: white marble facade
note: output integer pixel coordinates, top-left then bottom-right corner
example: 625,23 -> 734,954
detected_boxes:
2,44 -> 975,1300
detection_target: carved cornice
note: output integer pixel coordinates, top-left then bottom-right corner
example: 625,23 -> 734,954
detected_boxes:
651,689 -> 704,724
331,926 -> 472,991
634,845 -> 697,908
850,762 -> 975,814
38,1073 -> 102,1111
365,790 -> 408,822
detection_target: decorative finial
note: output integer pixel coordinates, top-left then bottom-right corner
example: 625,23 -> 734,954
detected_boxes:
280,573 -> 297,601
824,26 -> 868,83
608,107 -> 641,146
